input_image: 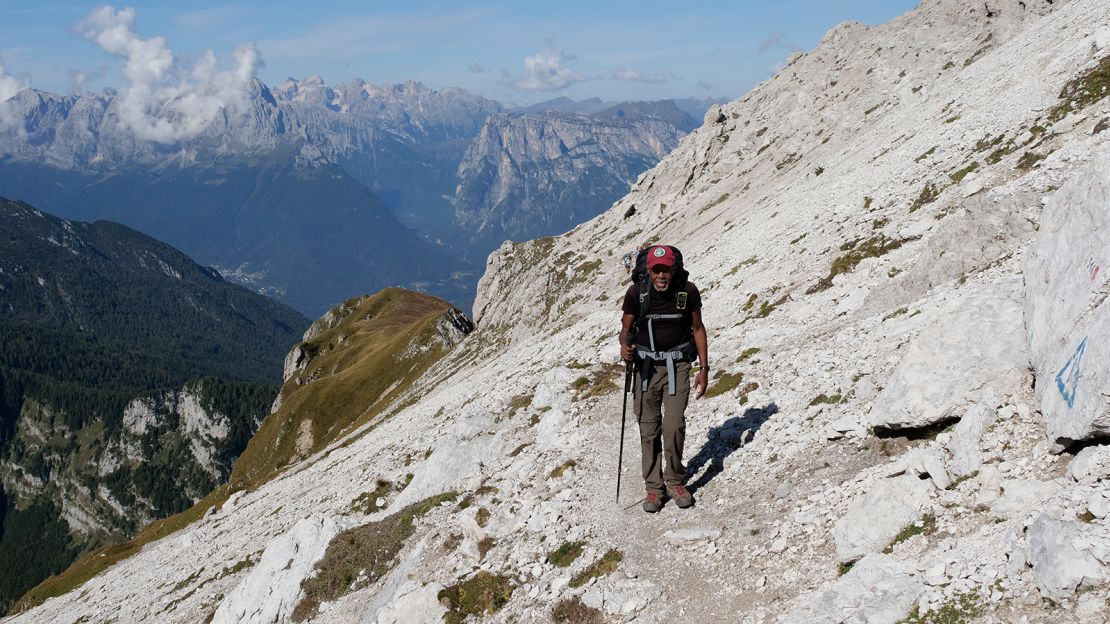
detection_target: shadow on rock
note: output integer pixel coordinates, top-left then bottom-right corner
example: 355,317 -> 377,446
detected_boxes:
686,403 -> 778,495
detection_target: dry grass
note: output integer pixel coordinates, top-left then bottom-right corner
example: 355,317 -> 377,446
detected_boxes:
292,491 -> 458,621
551,597 -> 604,623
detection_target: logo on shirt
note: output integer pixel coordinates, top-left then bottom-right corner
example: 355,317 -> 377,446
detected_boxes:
676,291 -> 688,309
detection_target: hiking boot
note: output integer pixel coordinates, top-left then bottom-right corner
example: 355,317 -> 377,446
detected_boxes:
643,492 -> 664,513
668,485 -> 694,509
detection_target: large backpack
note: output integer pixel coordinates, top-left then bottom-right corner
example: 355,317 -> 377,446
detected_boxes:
627,245 -> 694,395
629,245 -> 689,331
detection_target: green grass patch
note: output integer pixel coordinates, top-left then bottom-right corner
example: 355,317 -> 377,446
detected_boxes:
699,193 -> 731,215
1048,54 -> 1110,124
292,491 -> 458,621
948,161 -> 979,183
569,549 -> 622,588
914,146 -> 938,163
897,591 -> 983,623
346,479 -> 395,515
808,392 -> 843,406
789,232 -> 808,245
909,182 -> 941,212
838,561 -> 855,576
571,364 -> 623,401
883,307 -> 908,321
706,371 -> 743,398
439,571 -> 514,624
546,541 -> 585,567
738,347 -> 761,362
945,471 -> 978,491
809,235 -> 912,293
503,394 -> 532,421
1016,151 -> 1045,171
883,513 -> 937,554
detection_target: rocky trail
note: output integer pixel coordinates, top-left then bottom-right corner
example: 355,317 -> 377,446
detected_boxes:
8,0 -> 1110,622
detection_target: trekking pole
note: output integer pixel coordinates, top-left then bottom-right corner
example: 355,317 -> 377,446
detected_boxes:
617,353 -> 634,504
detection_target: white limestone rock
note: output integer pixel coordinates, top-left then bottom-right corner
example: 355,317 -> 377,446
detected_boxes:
991,479 -> 1064,520
213,515 -> 343,624
1069,445 -> 1110,482
833,476 -> 932,563
974,464 -> 1004,508
1025,150 -> 1110,446
581,578 -> 659,616
1026,514 -> 1106,600
662,527 -> 722,545
371,581 -> 447,624
780,554 -> 924,624
946,404 -> 999,478
870,279 -> 1028,430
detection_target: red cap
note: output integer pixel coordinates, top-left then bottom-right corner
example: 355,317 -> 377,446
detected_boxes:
646,245 -> 675,269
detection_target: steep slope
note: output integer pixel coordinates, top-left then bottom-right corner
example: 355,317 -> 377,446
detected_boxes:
11,1 -> 1110,623
10,288 -> 472,615
0,199 -> 308,612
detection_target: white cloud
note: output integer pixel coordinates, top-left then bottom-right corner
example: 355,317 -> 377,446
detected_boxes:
467,63 -> 485,74
0,56 -> 30,128
610,67 -> 671,84
508,40 -> 584,91
74,5 -> 263,144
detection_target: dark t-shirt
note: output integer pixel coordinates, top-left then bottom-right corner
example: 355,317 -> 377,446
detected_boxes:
621,282 -> 701,351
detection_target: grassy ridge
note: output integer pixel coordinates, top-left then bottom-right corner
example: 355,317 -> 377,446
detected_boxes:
10,288 -> 468,615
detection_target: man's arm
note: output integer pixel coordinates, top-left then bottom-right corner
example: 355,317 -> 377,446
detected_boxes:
620,313 -> 636,362
691,309 -> 709,399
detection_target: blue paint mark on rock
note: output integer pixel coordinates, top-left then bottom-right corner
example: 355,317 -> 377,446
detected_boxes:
1055,337 -> 1087,409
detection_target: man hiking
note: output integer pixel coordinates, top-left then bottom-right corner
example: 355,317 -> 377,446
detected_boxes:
620,244 -> 709,513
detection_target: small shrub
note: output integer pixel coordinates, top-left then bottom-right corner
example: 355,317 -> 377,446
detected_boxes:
569,549 -> 623,588
477,536 -> 496,560
476,508 -> 491,527
914,146 -> 937,163
546,541 -> 585,567
438,571 -> 514,624
897,591 -> 982,623
809,235 -> 912,293
504,394 -> 532,420
551,597 -> 604,623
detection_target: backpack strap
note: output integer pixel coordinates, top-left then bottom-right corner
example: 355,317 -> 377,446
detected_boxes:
637,340 -> 694,396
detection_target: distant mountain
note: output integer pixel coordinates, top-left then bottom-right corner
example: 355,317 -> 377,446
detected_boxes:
453,104 -> 694,250
512,96 -> 611,115
0,199 -> 308,612
0,79 -> 704,314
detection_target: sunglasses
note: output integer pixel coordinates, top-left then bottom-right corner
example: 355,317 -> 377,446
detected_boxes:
650,265 -> 674,274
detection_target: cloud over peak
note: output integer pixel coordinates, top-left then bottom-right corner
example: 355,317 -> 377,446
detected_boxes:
74,5 -> 262,144
507,40 -> 584,91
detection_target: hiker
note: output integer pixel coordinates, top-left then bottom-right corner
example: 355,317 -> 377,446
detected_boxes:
619,245 -> 709,513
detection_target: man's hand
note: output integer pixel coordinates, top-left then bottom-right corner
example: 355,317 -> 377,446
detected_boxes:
693,367 -> 709,399
621,343 -> 636,362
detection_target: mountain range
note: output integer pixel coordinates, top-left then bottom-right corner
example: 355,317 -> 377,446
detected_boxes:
0,198 -> 308,612
0,80 -> 707,315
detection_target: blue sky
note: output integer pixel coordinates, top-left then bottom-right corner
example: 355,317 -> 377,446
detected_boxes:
1,1 -> 919,104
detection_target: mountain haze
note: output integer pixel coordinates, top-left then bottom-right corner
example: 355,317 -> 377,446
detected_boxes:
0,80 -> 698,315
15,1 -> 1110,623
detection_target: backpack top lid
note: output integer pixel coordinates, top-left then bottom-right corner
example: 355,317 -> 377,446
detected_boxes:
630,245 -> 688,288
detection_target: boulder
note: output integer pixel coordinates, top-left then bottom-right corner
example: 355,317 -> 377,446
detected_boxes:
946,404 -> 999,477
1026,514 -> 1105,600
870,279 -> 1028,430
780,554 -> 924,624
212,515 -> 343,624
1024,150 -> 1110,446
833,476 -> 932,563
990,479 -> 1063,520
884,447 -> 952,490
582,578 -> 659,616
372,581 -> 447,624
1069,444 -> 1110,482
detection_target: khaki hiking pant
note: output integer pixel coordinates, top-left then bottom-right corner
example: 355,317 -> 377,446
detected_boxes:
633,361 -> 690,496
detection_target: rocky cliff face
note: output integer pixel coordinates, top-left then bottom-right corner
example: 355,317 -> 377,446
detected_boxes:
12,0 -> 1110,622
453,106 -> 692,251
